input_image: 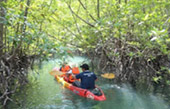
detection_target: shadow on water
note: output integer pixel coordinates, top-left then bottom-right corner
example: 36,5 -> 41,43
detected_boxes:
6,56 -> 169,109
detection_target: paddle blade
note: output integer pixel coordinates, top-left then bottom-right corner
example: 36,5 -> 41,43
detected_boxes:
101,73 -> 115,79
49,67 -> 64,76
49,70 -> 63,76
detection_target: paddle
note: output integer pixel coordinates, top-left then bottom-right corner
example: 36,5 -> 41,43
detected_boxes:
49,67 -> 66,76
101,73 -> 115,79
49,67 -> 115,79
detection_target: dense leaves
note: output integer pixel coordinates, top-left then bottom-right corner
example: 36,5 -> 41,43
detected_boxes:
0,0 -> 170,106
53,0 -> 170,101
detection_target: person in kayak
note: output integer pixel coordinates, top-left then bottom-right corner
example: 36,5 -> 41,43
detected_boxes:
60,62 -> 71,72
59,62 -> 71,77
65,64 -> 80,83
72,64 -> 97,89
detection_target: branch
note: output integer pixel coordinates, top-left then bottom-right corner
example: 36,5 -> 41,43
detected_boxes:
50,15 -> 81,40
70,8 -> 82,40
67,4 -> 95,27
3,95 -> 13,106
102,48 -> 114,62
78,0 -> 97,22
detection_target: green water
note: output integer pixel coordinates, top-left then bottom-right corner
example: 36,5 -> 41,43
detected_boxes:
7,56 -> 169,109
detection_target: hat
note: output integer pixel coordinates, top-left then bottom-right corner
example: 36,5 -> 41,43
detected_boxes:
80,64 -> 89,70
69,63 -> 76,68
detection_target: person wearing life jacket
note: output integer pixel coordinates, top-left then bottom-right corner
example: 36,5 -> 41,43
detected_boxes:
60,63 -> 71,77
60,64 -> 71,72
67,66 -> 80,83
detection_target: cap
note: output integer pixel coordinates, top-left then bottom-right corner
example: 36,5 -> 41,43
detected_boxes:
80,64 -> 89,70
69,63 -> 76,68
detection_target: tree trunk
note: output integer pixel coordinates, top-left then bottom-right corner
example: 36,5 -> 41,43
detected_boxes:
97,0 -> 100,18
0,0 -> 5,56
119,0 -> 121,4
22,0 -> 30,35
20,0 -> 31,56
125,0 -> 127,4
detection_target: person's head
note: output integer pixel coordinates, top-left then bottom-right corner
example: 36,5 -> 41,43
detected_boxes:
80,64 -> 89,71
69,63 -> 76,68
62,62 -> 67,67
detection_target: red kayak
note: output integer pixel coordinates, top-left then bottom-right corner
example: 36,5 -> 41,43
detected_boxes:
55,74 -> 106,101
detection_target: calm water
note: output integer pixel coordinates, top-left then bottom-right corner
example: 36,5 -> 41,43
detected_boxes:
7,56 -> 169,109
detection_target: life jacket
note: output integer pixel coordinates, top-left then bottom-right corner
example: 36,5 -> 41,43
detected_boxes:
68,67 -> 80,83
60,65 -> 71,72
60,65 -> 71,77
72,67 -> 80,74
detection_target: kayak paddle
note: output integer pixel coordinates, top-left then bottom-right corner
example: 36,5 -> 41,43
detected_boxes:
49,70 -> 64,76
101,73 -> 115,79
49,67 -> 65,76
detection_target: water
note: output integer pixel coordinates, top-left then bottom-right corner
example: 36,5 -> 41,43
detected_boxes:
7,56 -> 169,109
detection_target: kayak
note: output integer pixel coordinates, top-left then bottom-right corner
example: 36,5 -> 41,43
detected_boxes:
54,74 -> 106,101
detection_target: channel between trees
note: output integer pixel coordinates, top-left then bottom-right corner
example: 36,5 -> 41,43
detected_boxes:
1,0 -> 170,107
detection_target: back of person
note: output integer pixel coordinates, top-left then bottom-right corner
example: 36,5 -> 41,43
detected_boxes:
76,71 -> 97,89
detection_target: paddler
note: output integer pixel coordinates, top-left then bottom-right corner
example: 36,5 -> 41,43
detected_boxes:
59,62 -> 71,72
71,64 -> 97,89
66,64 -> 80,83
59,62 -> 71,77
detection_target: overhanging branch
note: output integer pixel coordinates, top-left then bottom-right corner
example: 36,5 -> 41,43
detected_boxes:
78,0 -> 97,22
67,4 -> 95,27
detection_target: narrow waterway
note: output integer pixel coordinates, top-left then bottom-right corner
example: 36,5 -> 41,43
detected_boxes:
7,56 -> 169,109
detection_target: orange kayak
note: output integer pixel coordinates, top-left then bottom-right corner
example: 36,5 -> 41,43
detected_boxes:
55,75 -> 106,101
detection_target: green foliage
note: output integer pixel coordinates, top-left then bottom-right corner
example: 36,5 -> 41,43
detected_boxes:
2,0 -> 74,61
153,67 -> 170,86
1,1 -> 170,103
2,0 -> 170,65
153,76 -> 162,84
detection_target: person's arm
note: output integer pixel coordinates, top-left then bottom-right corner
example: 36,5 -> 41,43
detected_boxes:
71,74 -> 76,79
72,73 -> 81,79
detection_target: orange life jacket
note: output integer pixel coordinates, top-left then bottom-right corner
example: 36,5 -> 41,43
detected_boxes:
60,65 -> 71,77
60,65 -> 71,72
68,67 -> 80,83
72,67 -> 80,74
